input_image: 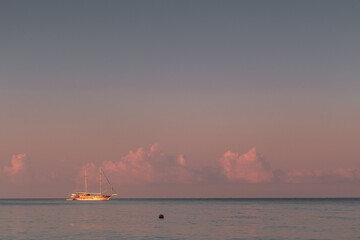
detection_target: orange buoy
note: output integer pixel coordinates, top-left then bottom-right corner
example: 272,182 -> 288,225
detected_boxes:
158,214 -> 164,219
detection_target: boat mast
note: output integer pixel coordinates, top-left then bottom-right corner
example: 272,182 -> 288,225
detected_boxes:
99,167 -> 102,194
85,167 -> 88,193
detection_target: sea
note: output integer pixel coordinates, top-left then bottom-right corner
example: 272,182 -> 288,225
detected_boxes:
0,198 -> 359,240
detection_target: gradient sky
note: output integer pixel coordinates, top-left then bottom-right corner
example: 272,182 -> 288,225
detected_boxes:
1,0 -> 360,198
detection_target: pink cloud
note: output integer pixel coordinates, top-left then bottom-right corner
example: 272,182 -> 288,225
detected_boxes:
3,154 -> 33,184
333,168 -> 360,180
4,154 -> 28,175
177,154 -> 186,166
218,148 -> 360,184
281,168 -> 360,183
218,147 -> 274,183
86,144 -> 193,184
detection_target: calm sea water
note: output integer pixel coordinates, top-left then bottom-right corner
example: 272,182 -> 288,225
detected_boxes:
0,198 -> 359,240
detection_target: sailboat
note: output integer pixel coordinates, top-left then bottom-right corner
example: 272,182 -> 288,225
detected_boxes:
67,167 -> 117,201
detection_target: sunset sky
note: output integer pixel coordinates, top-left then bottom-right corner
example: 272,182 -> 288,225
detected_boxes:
1,0 -> 360,198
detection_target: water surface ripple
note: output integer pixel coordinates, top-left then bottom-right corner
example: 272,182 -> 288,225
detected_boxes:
0,198 -> 359,240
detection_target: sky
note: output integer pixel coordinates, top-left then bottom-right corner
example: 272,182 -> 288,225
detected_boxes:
1,0 -> 360,198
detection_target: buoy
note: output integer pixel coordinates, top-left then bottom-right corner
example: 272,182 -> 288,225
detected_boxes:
158,214 -> 164,219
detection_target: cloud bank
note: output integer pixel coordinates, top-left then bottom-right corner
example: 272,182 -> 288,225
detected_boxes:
1,145 -> 360,196
280,168 -> 360,183
97,144 -> 194,184
217,147 -> 360,184
84,145 -> 360,185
